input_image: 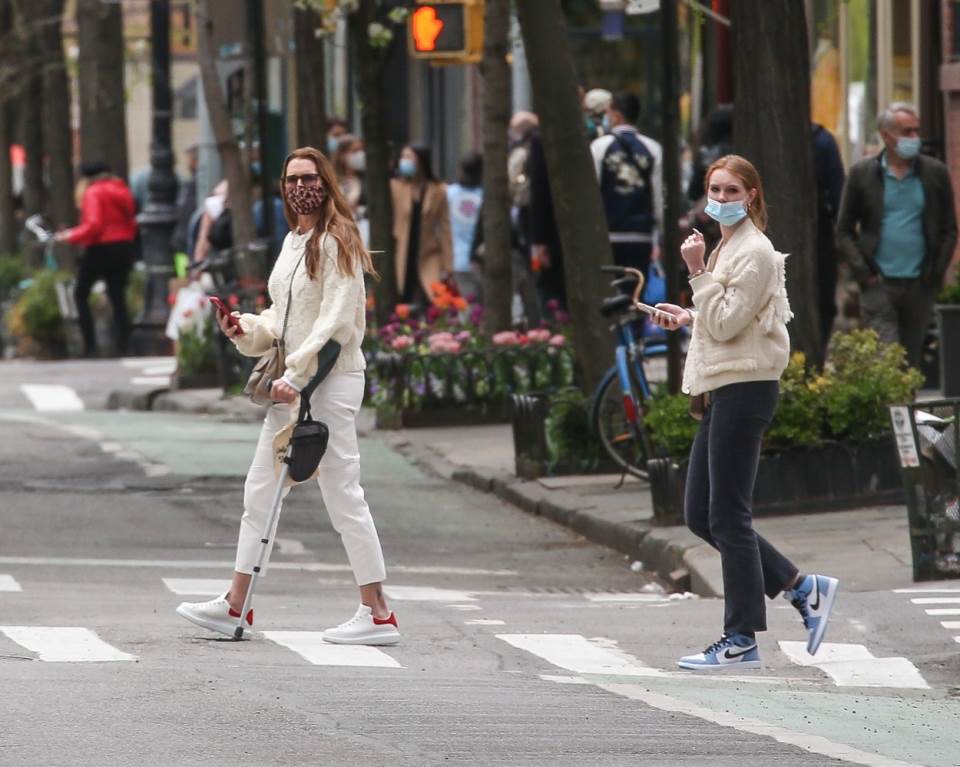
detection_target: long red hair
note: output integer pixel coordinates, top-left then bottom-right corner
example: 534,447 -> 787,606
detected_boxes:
279,147 -> 377,280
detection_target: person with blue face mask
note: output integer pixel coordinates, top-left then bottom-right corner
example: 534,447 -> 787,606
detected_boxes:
390,144 -> 453,306
837,102 -> 958,368
652,155 -> 840,673
324,116 -> 349,157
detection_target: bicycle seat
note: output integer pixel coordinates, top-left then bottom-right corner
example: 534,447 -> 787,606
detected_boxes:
600,294 -> 634,317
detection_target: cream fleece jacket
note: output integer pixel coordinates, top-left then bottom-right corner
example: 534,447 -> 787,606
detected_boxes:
682,219 -> 793,396
232,228 -> 366,388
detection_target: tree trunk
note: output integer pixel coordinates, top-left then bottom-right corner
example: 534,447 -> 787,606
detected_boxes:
37,0 -> 74,233
0,102 -> 14,255
196,0 -> 257,273
516,0 -> 613,393
480,0 -> 512,334
349,7 -> 395,327
731,0 -> 821,365
76,0 -> 128,180
14,1 -> 45,219
0,4 -> 16,255
293,5 -> 326,148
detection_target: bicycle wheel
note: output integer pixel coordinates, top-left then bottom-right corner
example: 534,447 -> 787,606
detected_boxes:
591,366 -> 652,479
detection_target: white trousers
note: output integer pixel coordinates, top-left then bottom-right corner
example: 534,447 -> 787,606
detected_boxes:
234,371 -> 387,585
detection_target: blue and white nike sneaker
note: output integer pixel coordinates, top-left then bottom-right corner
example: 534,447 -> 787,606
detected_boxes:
786,573 -> 839,655
677,634 -> 761,672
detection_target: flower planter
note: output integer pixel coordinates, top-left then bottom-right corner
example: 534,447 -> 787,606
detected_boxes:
370,346 -> 576,430
936,305 -> 960,397
649,437 -> 904,525
510,392 -> 621,479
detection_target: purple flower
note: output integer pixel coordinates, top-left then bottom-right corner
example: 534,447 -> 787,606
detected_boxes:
546,299 -> 560,313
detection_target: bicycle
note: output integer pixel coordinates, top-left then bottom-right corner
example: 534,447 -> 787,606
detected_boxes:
590,265 -> 671,480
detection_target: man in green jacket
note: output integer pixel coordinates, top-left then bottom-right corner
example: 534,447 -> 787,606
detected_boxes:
837,102 -> 958,368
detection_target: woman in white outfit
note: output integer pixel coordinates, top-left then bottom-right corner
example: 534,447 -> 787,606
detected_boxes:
176,146 -> 400,646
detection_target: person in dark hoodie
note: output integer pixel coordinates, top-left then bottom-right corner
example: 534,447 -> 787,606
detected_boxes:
57,161 -> 139,357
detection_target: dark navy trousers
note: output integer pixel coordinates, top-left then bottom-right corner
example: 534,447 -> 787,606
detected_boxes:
684,381 -> 798,635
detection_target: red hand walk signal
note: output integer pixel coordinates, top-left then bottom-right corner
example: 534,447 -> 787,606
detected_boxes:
412,6 -> 445,52
408,1 -> 482,63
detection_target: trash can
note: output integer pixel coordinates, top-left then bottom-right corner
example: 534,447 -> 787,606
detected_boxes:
889,399 -> 960,581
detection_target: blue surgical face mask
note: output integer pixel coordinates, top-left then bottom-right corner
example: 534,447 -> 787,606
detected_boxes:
601,114 -> 612,133
704,197 -> 749,226
326,136 -> 340,155
895,136 -> 921,160
398,158 -> 417,179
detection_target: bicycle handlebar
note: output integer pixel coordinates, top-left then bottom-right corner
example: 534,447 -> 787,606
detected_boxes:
600,266 -> 646,308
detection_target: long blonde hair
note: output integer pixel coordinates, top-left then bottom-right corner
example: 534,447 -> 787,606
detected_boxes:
279,146 -> 377,280
704,154 -> 768,231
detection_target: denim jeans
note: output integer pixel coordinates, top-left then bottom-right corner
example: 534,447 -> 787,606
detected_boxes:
684,381 -> 798,635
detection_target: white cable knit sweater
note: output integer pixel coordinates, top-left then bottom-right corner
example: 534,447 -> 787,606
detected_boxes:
232,228 -> 367,388
682,219 -> 793,397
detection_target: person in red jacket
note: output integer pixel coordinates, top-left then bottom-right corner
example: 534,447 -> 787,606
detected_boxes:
56,162 -> 138,357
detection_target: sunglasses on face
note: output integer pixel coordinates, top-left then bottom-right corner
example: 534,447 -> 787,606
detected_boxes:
284,173 -> 321,188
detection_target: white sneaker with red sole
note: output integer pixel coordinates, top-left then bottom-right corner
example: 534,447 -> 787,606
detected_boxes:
321,604 -> 401,646
176,595 -> 252,638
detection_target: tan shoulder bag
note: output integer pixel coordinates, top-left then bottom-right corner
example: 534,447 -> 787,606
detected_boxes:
244,252 -> 305,406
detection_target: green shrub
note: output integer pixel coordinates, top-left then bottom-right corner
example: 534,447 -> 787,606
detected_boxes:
937,272 -> 960,305
8,270 -> 66,350
821,328 -> 923,441
766,352 -> 824,449
0,254 -> 28,299
545,387 -> 601,472
177,315 -> 219,377
643,330 -> 924,460
644,386 -> 699,458
126,267 -> 146,320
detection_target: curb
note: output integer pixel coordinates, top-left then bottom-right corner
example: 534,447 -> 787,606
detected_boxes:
386,434 -> 717,596
105,387 -> 266,422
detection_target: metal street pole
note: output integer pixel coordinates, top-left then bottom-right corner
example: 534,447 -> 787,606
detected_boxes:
660,0 -> 683,393
132,0 -> 178,355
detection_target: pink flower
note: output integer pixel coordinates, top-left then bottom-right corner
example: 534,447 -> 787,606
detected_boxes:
428,332 -> 454,344
391,335 -> 414,351
455,330 -> 472,343
546,299 -> 560,313
527,328 -> 551,343
492,331 -> 520,346
549,334 -> 566,347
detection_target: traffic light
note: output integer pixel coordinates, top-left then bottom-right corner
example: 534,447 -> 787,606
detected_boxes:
408,0 -> 483,63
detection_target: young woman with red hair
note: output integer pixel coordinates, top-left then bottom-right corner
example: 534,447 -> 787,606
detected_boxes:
654,155 -> 839,671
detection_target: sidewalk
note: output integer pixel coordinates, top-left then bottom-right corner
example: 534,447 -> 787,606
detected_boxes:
106,384 -> 916,597
381,423 -> 915,597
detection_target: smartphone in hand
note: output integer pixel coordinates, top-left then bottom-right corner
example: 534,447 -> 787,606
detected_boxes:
209,296 -> 244,335
634,301 -> 668,321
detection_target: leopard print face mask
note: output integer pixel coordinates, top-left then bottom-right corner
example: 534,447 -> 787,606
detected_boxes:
287,184 -> 325,215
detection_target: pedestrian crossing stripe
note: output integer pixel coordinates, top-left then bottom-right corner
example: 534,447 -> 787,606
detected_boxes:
0,574 -> 22,592
497,633 -> 663,678
909,597 -> 960,604
384,585 -> 477,602
0,627 -> 137,662
162,578 -> 231,596
20,384 -> 84,412
262,631 -> 403,668
778,641 -> 929,689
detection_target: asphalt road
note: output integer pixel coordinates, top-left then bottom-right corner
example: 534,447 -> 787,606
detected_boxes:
1,359 -> 959,767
